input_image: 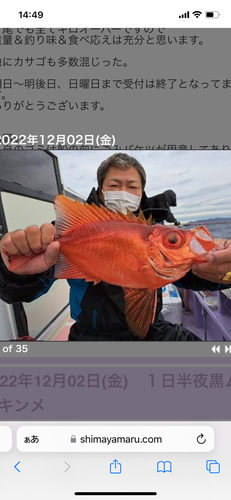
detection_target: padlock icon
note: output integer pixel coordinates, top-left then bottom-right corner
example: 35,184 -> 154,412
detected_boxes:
70,435 -> 76,443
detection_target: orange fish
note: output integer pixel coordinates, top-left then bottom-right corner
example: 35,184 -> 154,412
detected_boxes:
8,195 -> 216,338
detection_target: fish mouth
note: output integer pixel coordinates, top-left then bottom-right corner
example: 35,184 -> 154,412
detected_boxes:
149,252 -> 190,281
148,249 -> 174,280
189,237 -> 208,255
159,249 -> 172,265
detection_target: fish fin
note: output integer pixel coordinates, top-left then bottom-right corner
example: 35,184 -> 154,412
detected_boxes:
123,287 -> 157,339
125,208 -> 148,224
126,208 -> 141,222
54,195 -> 148,237
6,252 -> 36,272
137,211 -> 147,223
54,196 -> 103,236
82,202 -> 116,222
54,252 -> 100,284
147,214 -> 153,225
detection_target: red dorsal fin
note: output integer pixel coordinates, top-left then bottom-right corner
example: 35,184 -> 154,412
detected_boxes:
54,196 -> 104,236
54,194 -> 148,236
147,214 -> 153,225
123,287 -> 157,339
125,208 -> 147,224
137,210 -> 147,223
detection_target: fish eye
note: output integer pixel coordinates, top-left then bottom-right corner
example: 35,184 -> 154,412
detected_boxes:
163,231 -> 185,249
168,233 -> 178,244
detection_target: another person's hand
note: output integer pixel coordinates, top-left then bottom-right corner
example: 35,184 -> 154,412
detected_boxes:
0,223 -> 59,275
192,238 -> 231,285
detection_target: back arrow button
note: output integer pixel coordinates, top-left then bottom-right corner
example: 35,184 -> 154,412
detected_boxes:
14,461 -> 21,472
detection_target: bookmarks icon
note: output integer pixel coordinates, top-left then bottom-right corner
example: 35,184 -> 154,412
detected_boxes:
157,461 -> 172,473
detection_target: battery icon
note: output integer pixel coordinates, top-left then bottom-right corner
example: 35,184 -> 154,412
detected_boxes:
205,11 -> 220,18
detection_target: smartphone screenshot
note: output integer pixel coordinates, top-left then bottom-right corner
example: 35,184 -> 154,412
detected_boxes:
0,3 -> 230,499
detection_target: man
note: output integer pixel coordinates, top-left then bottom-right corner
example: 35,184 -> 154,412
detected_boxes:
0,153 -> 231,341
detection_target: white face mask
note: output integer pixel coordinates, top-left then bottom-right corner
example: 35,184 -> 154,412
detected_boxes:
102,190 -> 141,214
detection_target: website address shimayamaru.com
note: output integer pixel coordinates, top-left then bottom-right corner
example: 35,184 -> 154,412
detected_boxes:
16,425 -> 214,452
80,435 -> 163,445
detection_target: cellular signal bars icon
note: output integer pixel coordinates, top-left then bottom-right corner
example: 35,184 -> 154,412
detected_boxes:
179,11 -> 190,18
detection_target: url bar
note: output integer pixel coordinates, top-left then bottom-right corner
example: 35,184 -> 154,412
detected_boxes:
17,426 -> 214,452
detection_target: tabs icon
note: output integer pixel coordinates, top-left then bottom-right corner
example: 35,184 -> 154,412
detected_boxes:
206,460 -> 220,474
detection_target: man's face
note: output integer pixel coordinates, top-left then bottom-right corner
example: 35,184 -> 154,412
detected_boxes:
101,166 -> 143,199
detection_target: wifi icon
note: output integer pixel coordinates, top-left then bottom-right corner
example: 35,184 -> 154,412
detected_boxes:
193,10 -> 202,18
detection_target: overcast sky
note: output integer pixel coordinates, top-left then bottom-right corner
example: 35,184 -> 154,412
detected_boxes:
55,151 -> 231,223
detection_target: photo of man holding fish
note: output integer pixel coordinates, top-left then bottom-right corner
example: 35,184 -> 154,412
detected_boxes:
0,152 -> 231,341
